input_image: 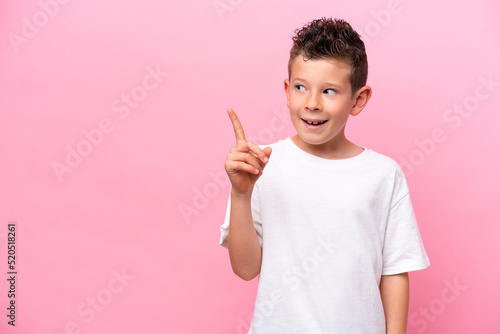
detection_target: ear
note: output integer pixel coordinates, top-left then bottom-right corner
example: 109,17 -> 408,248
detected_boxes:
350,85 -> 372,116
284,78 -> 290,109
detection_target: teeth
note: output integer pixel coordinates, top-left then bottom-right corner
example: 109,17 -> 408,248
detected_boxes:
304,119 -> 326,125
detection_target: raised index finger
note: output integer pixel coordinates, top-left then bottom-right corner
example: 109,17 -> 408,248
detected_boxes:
227,108 -> 246,144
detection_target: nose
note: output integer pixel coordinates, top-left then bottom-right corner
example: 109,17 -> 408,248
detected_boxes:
305,90 -> 322,111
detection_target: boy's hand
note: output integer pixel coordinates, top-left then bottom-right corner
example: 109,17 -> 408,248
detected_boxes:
224,108 -> 272,196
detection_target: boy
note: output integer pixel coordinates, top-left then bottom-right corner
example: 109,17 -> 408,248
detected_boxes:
220,17 -> 430,334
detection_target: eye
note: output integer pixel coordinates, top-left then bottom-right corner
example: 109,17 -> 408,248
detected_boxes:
295,85 -> 306,92
324,89 -> 336,95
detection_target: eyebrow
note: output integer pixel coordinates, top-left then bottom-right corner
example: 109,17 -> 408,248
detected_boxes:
292,77 -> 343,88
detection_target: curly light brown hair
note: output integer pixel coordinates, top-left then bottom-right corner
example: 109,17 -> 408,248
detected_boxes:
288,17 -> 368,96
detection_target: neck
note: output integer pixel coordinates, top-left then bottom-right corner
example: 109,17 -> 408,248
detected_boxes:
290,134 -> 363,160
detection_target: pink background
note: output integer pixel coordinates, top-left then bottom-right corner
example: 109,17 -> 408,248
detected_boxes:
1,0 -> 499,333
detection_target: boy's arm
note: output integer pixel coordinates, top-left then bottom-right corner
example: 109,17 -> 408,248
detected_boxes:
224,108 -> 272,281
227,190 -> 262,280
380,272 -> 409,334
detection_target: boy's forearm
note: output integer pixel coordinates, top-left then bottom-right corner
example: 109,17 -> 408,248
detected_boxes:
380,272 -> 409,334
227,189 -> 262,281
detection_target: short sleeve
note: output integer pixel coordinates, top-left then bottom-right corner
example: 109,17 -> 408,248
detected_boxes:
219,184 -> 263,249
382,167 -> 430,275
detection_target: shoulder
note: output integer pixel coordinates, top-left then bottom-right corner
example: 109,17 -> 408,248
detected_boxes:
366,148 -> 411,198
365,149 -> 402,172
255,138 -> 292,161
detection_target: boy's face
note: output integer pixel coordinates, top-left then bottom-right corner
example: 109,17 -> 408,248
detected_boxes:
284,55 -> 371,157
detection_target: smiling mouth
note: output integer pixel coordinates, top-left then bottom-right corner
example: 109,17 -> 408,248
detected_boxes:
302,119 -> 328,125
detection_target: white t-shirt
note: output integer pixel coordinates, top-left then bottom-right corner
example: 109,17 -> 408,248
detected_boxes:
220,137 -> 430,334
